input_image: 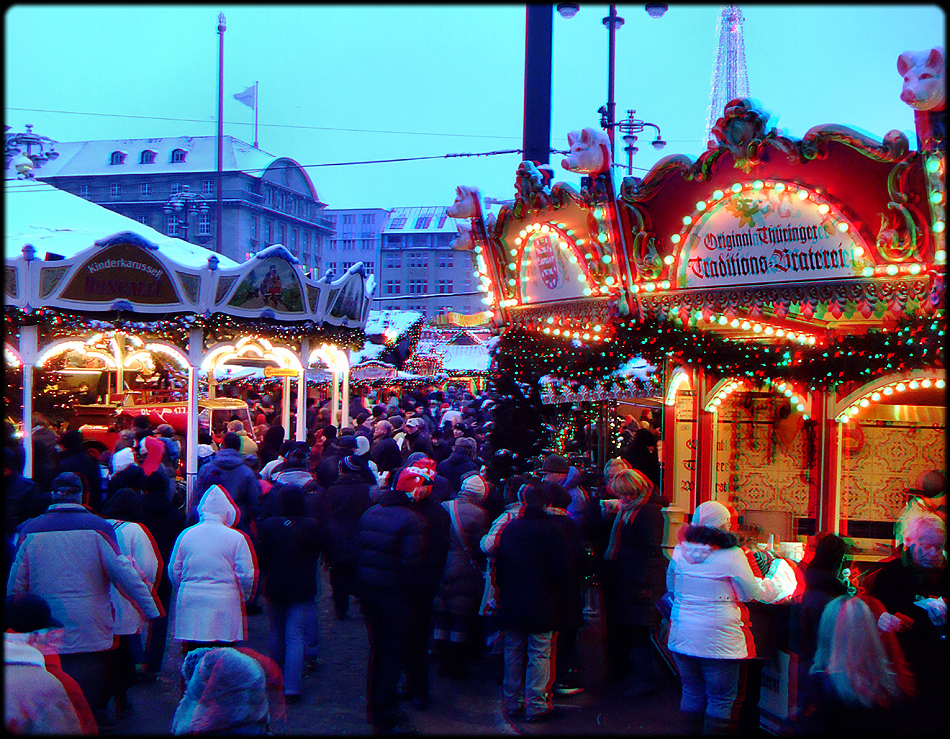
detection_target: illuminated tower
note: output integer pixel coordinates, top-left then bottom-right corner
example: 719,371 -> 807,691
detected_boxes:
705,5 -> 750,146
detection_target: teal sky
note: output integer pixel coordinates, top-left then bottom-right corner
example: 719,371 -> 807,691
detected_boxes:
5,4 -> 945,209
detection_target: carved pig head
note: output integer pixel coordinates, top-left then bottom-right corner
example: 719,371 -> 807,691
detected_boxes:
898,46 -> 945,111
561,127 -> 611,176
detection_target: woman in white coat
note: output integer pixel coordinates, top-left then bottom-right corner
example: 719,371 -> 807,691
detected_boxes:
103,487 -> 161,714
169,484 -> 257,655
666,501 -> 779,734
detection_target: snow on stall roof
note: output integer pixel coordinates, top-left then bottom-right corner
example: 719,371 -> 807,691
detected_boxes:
350,310 -> 423,365
4,178 -> 239,268
438,343 -> 491,373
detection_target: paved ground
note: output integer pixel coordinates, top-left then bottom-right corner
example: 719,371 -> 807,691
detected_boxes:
117,568 -> 692,735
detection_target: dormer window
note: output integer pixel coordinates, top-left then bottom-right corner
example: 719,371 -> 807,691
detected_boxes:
139,150 -> 156,164
170,148 -> 187,164
109,151 -> 126,165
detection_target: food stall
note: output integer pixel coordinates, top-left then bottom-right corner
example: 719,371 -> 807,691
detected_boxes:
450,54 -> 944,731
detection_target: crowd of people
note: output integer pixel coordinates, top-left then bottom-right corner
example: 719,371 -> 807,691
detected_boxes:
3,385 -> 946,736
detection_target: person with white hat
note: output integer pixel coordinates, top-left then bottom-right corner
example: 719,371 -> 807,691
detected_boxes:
665,500 -> 781,734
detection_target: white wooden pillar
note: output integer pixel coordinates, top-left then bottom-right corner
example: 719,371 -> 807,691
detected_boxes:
340,349 -> 350,428
185,327 -> 203,514
20,324 -> 38,479
296,338 -> 309,441
282,376 -> 292,440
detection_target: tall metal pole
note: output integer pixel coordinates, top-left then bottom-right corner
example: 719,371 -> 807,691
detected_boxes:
253,80 -> 259,149
522,4 -> 553,165
603,5 -> 623,160
216,13 -> 226,255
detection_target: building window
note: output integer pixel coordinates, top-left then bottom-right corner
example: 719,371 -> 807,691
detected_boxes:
139,150 -> 155,164
390,217 -> 407,229
327,262 -> 338,273
341,261 -> 354,271
327,240 -> 337,251
290,229 -> 298,249
250,218 -> 258,238
264,220 -> 272,244
278,224 -> 285,244
79,184 -> 89,198
110,183 -> 121,198
109,151 -> 125,165
438,214 -> 448,228
167,214 -> 181,236
198,213 -> 212,236
303,231 -> 310,250
437,279 -> 453,294
170,149 -> 186,163
171,181 -> 182,194
414,216 -> 432,229
364,261 -> 375,274
440,305 -> 454,313
438,252 -> 454,268
141,182 -> 151,196
408,279 -> 427,294
266,189 -> 273,206
342,214 -> 355,225
409,252 -> 428,268
385,253 -> 402,269
202,179 -> 214,195
361,213 -> 374,224
385,280 -> 401,295
287,197 -> 295,215
343,240 -> 356,251
138,215 -> 148,225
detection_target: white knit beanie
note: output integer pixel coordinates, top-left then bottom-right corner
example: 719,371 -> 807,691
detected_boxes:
692,500 -> 732,531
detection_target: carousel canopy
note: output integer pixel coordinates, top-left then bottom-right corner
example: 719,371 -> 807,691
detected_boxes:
5,179 -> 374,329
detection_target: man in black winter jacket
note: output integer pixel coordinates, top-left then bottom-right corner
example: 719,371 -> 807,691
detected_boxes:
495,483 -> 572,722
435,436 -> 480,498
355,469 -> 427,735
398,458 -> 450,710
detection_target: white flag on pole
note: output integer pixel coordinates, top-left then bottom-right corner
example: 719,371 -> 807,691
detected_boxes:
233,84 -> 256,109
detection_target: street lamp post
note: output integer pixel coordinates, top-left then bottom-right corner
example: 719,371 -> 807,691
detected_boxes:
557,3 -> 668,161
601,108 -> 666,176
6,124 -> 59,178
163,185 -> 210,243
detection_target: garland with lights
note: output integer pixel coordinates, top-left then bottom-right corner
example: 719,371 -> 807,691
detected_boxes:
5,306 -> 366,351
495,311 -> 944,393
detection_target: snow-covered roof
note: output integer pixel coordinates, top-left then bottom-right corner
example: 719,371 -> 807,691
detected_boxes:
438,343 -> 491,372
351,309 -> 424,364
28,135 -> 279,180
4,177 -> 239,267
382,206 -> 460,234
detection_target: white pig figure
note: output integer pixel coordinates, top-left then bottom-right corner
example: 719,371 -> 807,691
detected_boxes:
898,46 -> 945,111
447,185 -> 481,219
561,127 -> 612,176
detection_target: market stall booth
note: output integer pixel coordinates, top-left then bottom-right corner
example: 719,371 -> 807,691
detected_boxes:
5,179 -> 374,511
449,57 -> 943,734
450,88 -> 943,552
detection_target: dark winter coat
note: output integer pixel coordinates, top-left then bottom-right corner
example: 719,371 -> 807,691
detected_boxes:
495,506 -> 571,634
370,436 -> 403,476
789,565 -> 848,666
355,487 -> 426,600
256,514 -> 322,603
435,451 -> 480,498
547,511 -> 590,631
435,493 -> 487,617
57,449 -> 104,510
410,494 -> 451,599
314,471 -> 373,566
193,448 -> 262,532
591,498 -> 668,626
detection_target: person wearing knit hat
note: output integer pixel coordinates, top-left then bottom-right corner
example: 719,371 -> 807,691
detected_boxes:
395,454 -> 451,712
8,470 -> 161,730
435,436 -> 480,499
665,499 -> 780,734
354,454 -> 428,734
433,470 -> 489,679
